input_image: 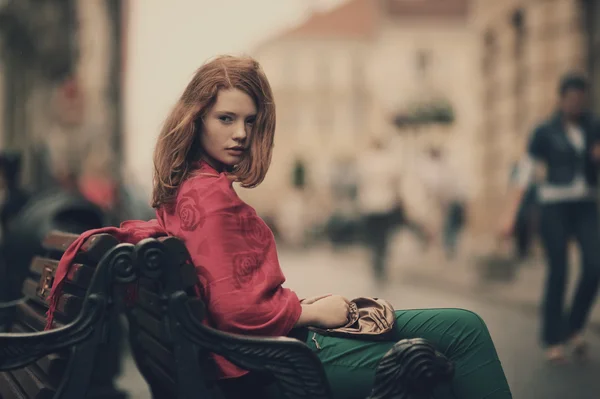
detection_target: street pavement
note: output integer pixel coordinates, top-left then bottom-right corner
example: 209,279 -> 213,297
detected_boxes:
396,236 -> 600,334
115,244 -> 600,399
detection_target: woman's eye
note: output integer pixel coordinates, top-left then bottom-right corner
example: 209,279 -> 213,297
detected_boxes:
246,118 -> 256,125
219,115 -> 233,123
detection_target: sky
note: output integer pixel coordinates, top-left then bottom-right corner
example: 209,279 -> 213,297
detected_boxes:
124,0 -> 346,189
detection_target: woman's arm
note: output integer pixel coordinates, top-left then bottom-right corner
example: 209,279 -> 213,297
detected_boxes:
294,295 -> 351,329
160,175 -> 304,337
294,304 -> 320,328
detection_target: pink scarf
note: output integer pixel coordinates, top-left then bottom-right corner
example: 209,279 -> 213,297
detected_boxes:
46,163 -> 302,378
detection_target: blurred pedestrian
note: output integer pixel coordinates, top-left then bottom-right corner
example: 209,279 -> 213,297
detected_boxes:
420,147 -> 468,260
356,138 -> 404,281
500,73 -> 600,363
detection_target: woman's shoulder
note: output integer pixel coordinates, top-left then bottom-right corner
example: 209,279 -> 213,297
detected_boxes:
179,170 -> 233,195
174,170 -> 244,213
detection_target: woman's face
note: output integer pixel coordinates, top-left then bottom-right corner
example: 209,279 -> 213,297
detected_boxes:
200,88 -> 257,171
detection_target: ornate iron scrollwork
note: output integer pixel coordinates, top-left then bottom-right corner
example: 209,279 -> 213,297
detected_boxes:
169,291 -> 333,399
0,243 -> 136,371
110,247 -> 138,284
134,238 -> 456,399
146,235 -> 333,399
367,338 -> 455,399
0,294 -> 106,371
135,238 -> 165,279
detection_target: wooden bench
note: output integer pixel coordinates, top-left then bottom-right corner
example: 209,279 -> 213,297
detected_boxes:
0,231 -> 129,399
0,230 -> 455,399
127,237 -> 455,399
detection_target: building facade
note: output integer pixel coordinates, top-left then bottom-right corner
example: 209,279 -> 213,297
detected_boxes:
0,0 -> 125,197
246,0 -> 476,232
470,0 -> 597,237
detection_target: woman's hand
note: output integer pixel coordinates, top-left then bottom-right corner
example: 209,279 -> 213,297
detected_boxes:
300,294 -> 332,305
309,295 -> 351,329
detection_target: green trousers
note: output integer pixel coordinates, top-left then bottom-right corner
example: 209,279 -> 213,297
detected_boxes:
218,308 -> 513,399
307,308 -> 512,399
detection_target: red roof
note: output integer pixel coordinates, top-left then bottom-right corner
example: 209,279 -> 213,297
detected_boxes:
281,0 -> 378,40
385,0 -> 469,19
276,0 -> 469,41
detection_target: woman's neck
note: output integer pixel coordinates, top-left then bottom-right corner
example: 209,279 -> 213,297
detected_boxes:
200,155 -> 225,173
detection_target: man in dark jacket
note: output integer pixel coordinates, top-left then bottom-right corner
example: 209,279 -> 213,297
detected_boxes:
501,73 -> 600,362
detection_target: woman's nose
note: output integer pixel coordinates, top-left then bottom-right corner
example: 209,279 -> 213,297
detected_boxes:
232,122 -> 247,140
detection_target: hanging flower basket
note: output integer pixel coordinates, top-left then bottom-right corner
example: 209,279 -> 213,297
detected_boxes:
393,99 -> 455,128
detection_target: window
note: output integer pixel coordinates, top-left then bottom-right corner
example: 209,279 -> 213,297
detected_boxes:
316,101 -> 333,134
512,9 -> 526,57
512,8 -> 527,132
482,30 -> 497,74
351,55 -> 366,134
415,49 -> 431,78
316,52 -> 330,89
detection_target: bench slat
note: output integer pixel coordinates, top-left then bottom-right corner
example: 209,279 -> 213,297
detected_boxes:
136,287 -> 163,317
0,372 -> 29,399
140,355 -> 177,394
138,330 -> 176,371
29,257 -> 95,290
10,364 -> 55,399
22,278 -> 83,320
10,323 -> 70,386
15,302 -> 64,331
74,233 -> 119,264
137,266 -> 197,292
36,354 -> 68,389
4,231 -> 127,399
130,307 -> 170,344
41,231 -> 79,252
42,232 -> 119,264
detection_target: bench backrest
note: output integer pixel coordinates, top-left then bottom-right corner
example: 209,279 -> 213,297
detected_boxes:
0,230 -> 126,399
127,237 -> 333,399
125,236 -> 219,399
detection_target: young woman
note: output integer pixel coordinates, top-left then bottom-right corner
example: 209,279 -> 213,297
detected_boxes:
501,74 -> 600,363
148,55 -> 512,398
47,55 -> 512,398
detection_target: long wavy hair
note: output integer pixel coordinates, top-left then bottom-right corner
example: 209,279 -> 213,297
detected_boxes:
151,55 -> 276,209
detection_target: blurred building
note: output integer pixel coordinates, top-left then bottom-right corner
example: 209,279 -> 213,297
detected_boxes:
244,0 -> 477,231
0,0 -> 126,203
470,0 -> 598,237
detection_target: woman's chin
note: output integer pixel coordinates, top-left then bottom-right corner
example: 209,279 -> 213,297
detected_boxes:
220,154 -> 244,166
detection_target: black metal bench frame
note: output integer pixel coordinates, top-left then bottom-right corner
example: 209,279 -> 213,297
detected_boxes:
0,231 -> 454,399
0,233 -> 133,399
128,237 -> 455,399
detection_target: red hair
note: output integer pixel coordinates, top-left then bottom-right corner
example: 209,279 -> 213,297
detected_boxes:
151,55 -> 276,209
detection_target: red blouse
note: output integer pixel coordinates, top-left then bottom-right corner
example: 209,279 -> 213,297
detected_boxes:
46,162 -> 302,379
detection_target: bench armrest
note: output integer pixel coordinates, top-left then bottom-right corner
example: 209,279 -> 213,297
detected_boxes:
168,291 -> 333,399
0,294 -> 107,370
0,243 -> 135,372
